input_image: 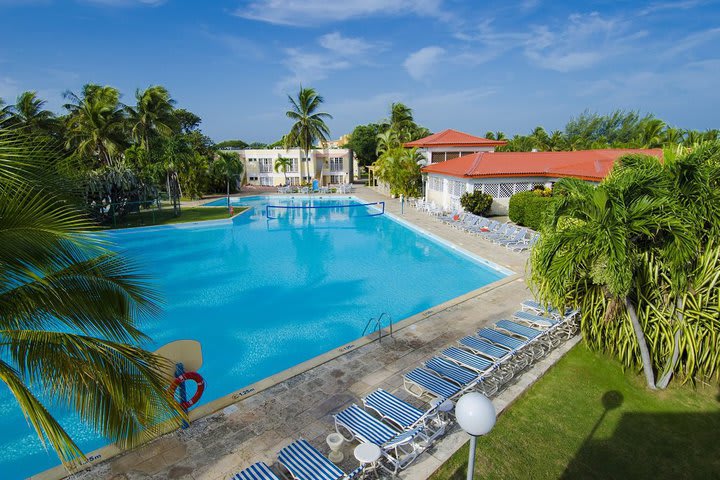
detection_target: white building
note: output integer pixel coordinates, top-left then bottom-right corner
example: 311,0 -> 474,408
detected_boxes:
221,147 -> 356,187
421,149 -> 664,214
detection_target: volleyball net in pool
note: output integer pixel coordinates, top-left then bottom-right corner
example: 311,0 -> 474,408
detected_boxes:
265,201 -> 385,220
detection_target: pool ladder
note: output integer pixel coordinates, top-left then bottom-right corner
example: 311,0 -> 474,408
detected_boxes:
363,312 -> 394,343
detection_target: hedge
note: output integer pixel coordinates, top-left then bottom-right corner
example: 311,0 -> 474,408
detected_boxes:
460,191 -> 493,216
508,190 -> 554,230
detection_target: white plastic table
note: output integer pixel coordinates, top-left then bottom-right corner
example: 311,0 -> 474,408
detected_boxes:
354,442 -> 382,475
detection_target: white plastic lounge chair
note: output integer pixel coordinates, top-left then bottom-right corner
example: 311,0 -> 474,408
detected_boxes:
404,368 -> 460,400
233,462 -> 280,480
477,328 -> 533,368
334,404 -> 423,473
424,357 -> 477,390
440,347 -> 501,394
506,234 -> 539,252
496,228 -> 528,246
278,439 -> 362,480
363,389 -> 446,445
457,336 -> 516,382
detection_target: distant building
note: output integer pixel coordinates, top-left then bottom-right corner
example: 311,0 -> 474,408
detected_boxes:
421,149 -> 664,213
223,147 -> 357,187
404,129 -> 508,164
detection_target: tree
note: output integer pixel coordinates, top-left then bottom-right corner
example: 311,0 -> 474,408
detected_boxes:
126,86 -> 177,152
174,108 -> 201,134
274,156 -> 293,185
375,130 -> 399,156
0,97 -> 11,123
284,86 -> 332,183
374,146 -> 423,197
211,151 -> 244,202
216,139 -> 248,149
0,127 -> 185,467
63,84 -> 127,166
9,91 -> 56,135
531,154 -> 697,389
344,123 -> 383,167
485,131 -> 507,141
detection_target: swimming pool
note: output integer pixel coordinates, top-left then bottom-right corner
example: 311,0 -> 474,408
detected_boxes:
7,195 -> 508,479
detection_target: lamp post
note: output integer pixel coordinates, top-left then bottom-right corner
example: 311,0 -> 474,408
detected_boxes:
455,392 -> 496,480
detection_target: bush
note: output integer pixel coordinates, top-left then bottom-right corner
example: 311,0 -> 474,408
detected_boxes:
460,191 -> 493,216
509,190 -> 554,230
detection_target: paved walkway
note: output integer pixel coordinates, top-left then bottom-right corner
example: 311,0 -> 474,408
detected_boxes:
62,188 -> 571,480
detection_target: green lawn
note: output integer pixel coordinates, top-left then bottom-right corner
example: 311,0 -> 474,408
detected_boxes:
432,344 -> 720,480
105,206 -> 248,229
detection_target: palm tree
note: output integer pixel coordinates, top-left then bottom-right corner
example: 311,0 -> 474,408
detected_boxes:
212,151 -> 244,203
126,86 -> 177,151
485,131 -> 507,141
531,156 -> 694,389
0,128 -> 185,467
389,102 -> 414,142
274,156 -> 293,185
375,130 -> 399,156
9,91 -> 56,134
284,86 -> 332,184
0,97 -> 11,123
64,84 -> 127,166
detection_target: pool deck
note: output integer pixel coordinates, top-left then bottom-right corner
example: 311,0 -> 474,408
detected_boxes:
55,187 -> 577,480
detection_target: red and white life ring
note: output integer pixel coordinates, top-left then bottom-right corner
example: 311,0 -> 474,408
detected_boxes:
169,371 -> 205,410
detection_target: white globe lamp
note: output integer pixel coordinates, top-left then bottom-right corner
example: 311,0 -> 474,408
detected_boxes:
455,393 -> 496,480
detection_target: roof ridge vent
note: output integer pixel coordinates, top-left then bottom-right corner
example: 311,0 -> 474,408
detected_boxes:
467,152 -> 485,175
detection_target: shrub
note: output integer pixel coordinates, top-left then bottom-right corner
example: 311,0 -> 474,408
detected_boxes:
509,190 -> 554,230
460,191 -> 493,216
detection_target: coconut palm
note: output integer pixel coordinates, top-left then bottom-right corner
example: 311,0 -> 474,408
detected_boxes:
64,84 -> 127,166
389,102 -> 414,141
0,97 -> 11,123
531,155 -> 695,389
9,91 -> 56,134
0,128 -> 185,467
212,151 -> 244,203
126,86 -> 177,151
274,156 -> 293,185
284,86 -> 332,184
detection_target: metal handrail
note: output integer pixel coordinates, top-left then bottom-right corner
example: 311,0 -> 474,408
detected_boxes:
362,312 -> 394,343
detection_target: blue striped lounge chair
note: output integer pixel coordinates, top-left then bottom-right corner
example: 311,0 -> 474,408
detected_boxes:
233,462 -> 280,480
457,336 -> 517,382
496,228 -> 528,246
278,439 -> 362,480
404,367 -> 460,400
334,404 -> 423,474
495,320 -> 550,356
440,347 -> 500,395
424,357 -> 478,389
507,234 -> 539,252
464,216 -> 488,233
512,311 -> 565,346
363,389 -> 446,444
485,225 -> 520,243
477,328 -> 532,368
480,222 -> 511,239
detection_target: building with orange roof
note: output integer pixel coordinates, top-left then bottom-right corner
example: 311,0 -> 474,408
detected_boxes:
404,129 -> 508,165
420,149 -> 663,214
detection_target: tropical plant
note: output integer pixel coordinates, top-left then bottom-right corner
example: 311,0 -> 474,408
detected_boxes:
274,156 -> 293,185
0,128 -> 185,467
345,123 -> 383,167
125,86 -> 177,151
529,151 -> 720,389
63,84 -> 127,166
284,86 -> 332,183
212,151 -> 244,200
9,91 -> 56,135
375,130 -> 399,156
508,190 -> 554,229
373,146 -> 423,196
460,191 -> 493,216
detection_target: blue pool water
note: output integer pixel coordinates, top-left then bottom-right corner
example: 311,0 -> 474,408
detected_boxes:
3,196 -> 507,479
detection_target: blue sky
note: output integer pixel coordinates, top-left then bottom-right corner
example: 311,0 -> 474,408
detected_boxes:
2,0 -> 719,143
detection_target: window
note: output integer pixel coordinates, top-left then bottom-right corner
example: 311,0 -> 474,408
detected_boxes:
289,177 -> 300,186
446,152 -> 460,161
429,177 -> 443,191
329,157 -> 344,171
329,174 -> 344,184
431,152 -> 445,163
449,181 -> 466,198
259,177 -> 273,186
249,176 -> 259,181
289,159 -> 299,173
259,158 -> 273,173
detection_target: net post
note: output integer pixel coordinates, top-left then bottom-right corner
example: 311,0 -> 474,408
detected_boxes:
175,362 -> 189,429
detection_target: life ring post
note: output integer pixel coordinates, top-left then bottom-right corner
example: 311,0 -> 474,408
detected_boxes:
175,362 -> 189,429
169,370 -> 206,427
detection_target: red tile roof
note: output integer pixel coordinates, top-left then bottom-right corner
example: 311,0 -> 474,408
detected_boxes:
420,149 -> 664,182
404,129 -> 507,148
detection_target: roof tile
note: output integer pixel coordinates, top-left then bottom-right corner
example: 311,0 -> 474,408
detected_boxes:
404,129 -> 507,148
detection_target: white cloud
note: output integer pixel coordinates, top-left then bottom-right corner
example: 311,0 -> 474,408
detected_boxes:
663,27 -> 720,58
276,32 -> 381,92
403,46 -> 445,80
318,32 -> 376,57
638,0 -> 704,16
234,0 -> 446,26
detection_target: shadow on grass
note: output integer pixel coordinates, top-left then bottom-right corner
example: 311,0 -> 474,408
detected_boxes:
560,391 -> 720,479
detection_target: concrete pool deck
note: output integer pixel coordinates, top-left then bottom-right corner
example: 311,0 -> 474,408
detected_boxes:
49,187 -> 577,480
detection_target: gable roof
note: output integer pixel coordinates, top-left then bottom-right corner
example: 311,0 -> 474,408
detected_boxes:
404,129 -> 507,148
420,149 -> 664,182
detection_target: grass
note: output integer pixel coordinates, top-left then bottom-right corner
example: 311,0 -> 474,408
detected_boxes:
105,206 -> 248,229
431,344 -> 720,480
